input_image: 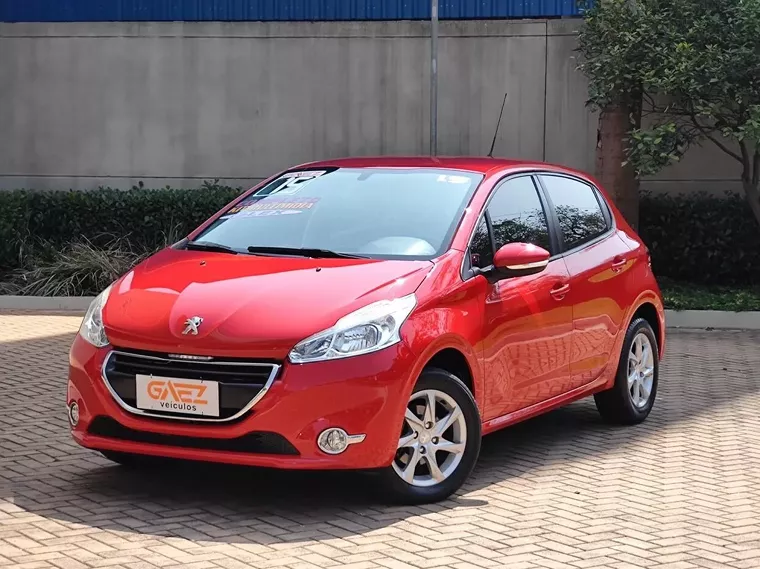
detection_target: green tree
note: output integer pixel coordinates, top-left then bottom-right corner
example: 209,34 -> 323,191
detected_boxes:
577,0 -> 651,228
577,0 -> 760,228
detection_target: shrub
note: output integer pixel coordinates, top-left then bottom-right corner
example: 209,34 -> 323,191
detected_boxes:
0,182 -> 242,275
639,192 -> 760,285
1,236 -> 151,297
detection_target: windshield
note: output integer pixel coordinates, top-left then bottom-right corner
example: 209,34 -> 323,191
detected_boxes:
192,168 -> 483,259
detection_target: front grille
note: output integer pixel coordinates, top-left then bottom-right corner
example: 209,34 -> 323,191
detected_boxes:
102,349 -> 280,422
88,416 -> 299,455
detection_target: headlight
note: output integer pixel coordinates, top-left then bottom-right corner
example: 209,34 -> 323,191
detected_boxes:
289,294 -> 417,364
79,286 -> 112,348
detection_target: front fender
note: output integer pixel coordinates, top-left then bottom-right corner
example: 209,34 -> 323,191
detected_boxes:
400,302 -> 485,411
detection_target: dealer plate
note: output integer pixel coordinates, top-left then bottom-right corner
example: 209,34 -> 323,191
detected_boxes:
135,374 -> 220,417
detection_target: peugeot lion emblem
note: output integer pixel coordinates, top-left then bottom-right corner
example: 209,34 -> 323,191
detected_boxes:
182,316 -> 204,336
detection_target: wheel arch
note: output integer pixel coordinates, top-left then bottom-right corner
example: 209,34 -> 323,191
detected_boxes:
424,348 -> 475,397
597,291 -> 665,393
626,291 -> 666,359
630,302 -> 663,358
405,335 -> 483,412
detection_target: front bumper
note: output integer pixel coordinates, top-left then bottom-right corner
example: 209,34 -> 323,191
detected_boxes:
68,335 -> 416,470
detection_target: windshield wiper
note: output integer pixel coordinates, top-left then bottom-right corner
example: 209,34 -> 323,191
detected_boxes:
246,246 -> 368,259
186,241 -> 239,255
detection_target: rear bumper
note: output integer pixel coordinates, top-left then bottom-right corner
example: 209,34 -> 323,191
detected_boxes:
68,335 -> 416,469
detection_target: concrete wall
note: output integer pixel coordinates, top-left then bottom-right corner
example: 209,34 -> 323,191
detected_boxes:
0,20 -> 739,193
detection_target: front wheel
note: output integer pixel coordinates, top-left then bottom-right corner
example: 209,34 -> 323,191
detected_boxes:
377,368 -> 481,504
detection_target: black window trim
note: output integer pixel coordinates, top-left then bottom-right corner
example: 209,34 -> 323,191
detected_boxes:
535,172 -> 616,259
461,170 -> 616,281
594,185 -> 614,228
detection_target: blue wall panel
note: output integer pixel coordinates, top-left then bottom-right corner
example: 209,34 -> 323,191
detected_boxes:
0,0 -> 583,22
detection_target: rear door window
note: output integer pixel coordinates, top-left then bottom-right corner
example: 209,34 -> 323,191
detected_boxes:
539,175 -> 609,251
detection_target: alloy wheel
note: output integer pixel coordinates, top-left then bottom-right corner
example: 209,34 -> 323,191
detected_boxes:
628,332 -> 655,409
392,389 -> 467,487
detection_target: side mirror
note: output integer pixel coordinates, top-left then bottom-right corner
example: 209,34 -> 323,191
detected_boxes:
491,242 -> 550,280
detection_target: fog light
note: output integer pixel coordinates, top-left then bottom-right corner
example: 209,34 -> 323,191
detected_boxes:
68,402 -> 80,427
317,428 -> 366,455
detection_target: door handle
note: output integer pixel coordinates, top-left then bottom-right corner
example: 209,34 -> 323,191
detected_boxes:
611,256 -> 627,272
550,283 -> 570,300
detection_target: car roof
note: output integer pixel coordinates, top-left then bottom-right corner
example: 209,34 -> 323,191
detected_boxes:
295,156 -> 581,176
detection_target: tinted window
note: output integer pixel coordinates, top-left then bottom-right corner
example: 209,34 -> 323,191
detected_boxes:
470,217 -> 493,269
541,175 -> 608,250
488,177 -> 551,253
194,168 -> 482,259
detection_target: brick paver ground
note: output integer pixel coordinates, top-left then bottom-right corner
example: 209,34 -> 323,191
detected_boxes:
1,312 -> 759,569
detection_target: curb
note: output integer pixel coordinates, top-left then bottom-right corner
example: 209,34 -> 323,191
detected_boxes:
1,297 -> 759,330
664,309 -> 760,330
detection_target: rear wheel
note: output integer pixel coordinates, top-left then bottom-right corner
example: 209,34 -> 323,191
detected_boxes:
595,318 -> 659,424
378,368 -> 481,504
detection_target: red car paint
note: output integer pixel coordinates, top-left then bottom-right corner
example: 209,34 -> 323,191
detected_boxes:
68,156 -> 665,470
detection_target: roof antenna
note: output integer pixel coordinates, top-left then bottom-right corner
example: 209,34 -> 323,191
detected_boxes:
487,92 -> 508,158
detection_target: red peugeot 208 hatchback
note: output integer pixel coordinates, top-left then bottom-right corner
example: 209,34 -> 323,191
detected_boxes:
68,157 -> 665,503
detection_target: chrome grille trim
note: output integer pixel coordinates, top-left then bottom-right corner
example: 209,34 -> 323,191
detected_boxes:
100,350 -> 280,423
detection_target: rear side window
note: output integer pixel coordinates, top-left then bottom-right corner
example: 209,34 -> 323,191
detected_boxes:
540,175 -> 608,250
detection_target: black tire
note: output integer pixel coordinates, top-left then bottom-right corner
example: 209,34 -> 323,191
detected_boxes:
594,318 -> 659,425
377,367 -> 481,504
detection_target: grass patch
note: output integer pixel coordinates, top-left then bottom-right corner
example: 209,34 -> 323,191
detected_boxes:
660,278 -> 760,312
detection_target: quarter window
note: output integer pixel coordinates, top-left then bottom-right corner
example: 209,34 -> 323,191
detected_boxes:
470,217 -> 493,269
540,175 -> 608,250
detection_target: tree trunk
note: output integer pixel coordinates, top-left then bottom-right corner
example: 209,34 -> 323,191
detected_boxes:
596,102 -> 640,229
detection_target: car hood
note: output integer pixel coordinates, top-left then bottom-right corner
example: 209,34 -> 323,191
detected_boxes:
103,248 -> 433,359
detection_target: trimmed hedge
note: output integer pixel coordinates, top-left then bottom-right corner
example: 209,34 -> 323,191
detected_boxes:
0,184 -> 242,272
639,192 -> 759,285
0,186 -> 757,285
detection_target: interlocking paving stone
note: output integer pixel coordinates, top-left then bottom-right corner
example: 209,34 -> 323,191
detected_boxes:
0,312 -> 758,569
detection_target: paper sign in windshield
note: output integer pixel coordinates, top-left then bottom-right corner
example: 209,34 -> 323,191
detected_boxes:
437,175 -> 470,184
281,170 -> 327,179
225,196 -> 319,218
273,170 -> 327,195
